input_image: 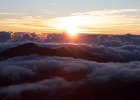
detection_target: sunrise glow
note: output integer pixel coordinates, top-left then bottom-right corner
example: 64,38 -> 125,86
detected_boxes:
0,0 -> 140,34
55,16 -> 92,34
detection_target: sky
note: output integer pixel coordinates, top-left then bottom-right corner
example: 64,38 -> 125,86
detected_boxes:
0,0 -> 140,34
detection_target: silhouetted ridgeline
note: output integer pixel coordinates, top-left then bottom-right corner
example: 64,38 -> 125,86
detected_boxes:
1,42 -> 140,62
0,43 -> 106,62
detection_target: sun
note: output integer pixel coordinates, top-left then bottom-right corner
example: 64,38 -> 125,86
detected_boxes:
55,16 -> 88,35
62,26 -> 79,37
56,23 -> 79,37
54,15 -> 94,38
67,28 -> 78,36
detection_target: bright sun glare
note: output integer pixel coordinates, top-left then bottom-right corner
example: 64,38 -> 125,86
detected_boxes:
67,28 -> 78,36
55,16 -> 91,37
58,25 -> 79,37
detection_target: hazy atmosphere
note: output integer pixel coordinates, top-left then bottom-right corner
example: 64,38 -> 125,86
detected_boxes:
0,0 -> 140,34
0,0 -> 140,100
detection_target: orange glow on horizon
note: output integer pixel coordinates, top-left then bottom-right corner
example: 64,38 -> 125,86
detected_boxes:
0,9 -> 140,34
67,30 -> 79,43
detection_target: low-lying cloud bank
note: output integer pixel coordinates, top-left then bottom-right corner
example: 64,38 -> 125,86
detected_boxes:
0,56 -> 140,100
1,42 -> 140,62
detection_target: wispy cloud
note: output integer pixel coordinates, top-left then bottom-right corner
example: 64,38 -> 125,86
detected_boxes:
0,12 -> 25,15
72,9 -> 139,16
70,9 -> 140,33
0,9 -> 140,34
0,16 -> 59,33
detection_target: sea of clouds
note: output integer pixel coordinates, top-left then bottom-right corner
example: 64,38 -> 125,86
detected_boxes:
1,32 -> 140,100
0,56 -> 140,99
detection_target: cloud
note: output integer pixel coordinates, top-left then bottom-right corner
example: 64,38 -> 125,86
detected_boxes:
72,9 -> 140,16
1,55 -> 140,99
1,55 -> 140,83
0,16 -> 59,33
1,41 -> 140,62
0,32 -> 12,43
0,9 -> 140,34
0,77 -> 81,100
71,9 -> 140,33
0,58 -> 36,86
0,12 -> 25,15
0,31 -> 47,44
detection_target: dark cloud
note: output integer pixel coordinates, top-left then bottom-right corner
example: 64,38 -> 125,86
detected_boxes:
0,77 -> 82,100
0,56 -> 140,100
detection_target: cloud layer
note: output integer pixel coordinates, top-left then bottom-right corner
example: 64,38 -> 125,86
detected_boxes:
0,56 -> 140,100
1,32 -> 140,46
1,33 -> 140,99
